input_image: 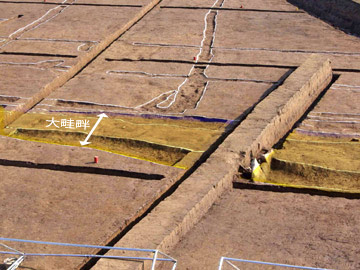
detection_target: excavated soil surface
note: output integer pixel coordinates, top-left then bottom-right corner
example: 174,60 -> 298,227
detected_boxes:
1,0 -> 360,269
0,136 -> 183,270
162,189 -> 360,270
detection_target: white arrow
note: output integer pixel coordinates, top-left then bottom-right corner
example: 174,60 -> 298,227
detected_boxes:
80,113 -> 108,146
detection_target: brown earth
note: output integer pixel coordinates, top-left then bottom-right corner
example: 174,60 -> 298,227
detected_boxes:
288,0 -> 360,36
0,0 -> 360,269
0,135 -> 183,270
162,188 -> 360,270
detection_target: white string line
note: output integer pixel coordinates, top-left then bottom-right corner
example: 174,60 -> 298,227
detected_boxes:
100,0 -> 228,112
204,1 -> 274,84
305,119 -> 360,124
32,0 -> 231,115
331,87 -> 360,92
332,84 -> 360,88
106,70 -> 187,78
203,7 -> 283,82
17,37 -> 98,52
155,75 -> 190,109
296,128 -> 360,137
132,42 -> 201,48
309,112 -> 360,117
299,123 -> 314,128
77,43 -> 94,52
0,60 -> 70,71
0,243 -> 24,256
128,27 -> 277,84
11,0 -> 73,39
213,46 -> 360,56
19,37 -> 98,43
0,0 -> 77,49
1,0 -> 226,117
203,0 -> 226,78
307,115 -> 360,121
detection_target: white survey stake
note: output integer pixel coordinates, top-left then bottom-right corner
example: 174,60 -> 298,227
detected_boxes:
80,113 -> 108,146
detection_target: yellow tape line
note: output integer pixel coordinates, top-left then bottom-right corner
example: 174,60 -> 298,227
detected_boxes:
254,179 -> 360,194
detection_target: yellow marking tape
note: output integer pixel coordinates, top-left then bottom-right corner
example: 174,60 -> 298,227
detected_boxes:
254,179 -> 360,194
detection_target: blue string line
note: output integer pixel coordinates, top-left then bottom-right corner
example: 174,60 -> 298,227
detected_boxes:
0,237 -> 155,253
222,257 -> 334,270
0,251 -> 173,262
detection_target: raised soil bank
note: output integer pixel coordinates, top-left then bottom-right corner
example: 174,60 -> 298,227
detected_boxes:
288,0 -> 360,36
92,54 -> 333,270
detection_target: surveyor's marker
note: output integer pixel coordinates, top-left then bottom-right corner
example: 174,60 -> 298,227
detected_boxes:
80,113 -> 108,146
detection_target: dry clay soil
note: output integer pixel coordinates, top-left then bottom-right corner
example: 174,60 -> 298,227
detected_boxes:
164,189 -> 360,270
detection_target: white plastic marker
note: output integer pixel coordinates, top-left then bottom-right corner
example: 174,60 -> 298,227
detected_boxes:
80,113 -> 108,146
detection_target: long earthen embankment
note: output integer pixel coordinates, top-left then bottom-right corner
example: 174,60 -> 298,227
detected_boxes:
92,54 -> 333,269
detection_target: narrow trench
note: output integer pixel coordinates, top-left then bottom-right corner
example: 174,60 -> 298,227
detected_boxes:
0,158 -> 165,179
160,6 -> 305,13
0,51 -> 77,58
105,57 -> 297,69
